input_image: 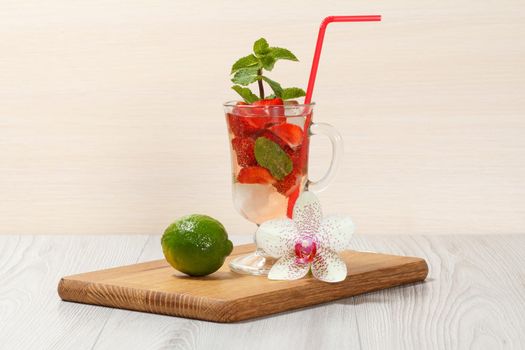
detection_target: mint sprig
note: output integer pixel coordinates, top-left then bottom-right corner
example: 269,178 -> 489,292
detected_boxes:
231,68 -> 259,86
261,76 -> 283,96
231,85 -> 259,104
230,38 -> 306,103
253,38 -> 270,56
282,87 -> 306,100
268,47 -> 298,62
231,54 -> 260,74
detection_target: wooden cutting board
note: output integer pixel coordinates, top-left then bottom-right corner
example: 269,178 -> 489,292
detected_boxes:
58,244 -> 428,323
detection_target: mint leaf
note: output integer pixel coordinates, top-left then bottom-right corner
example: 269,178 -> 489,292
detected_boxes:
231,85 -> 259,103
260,55 -> 276,71
231,68 -> 259,86
231,54 -> 260,74
269,47 -> 299,62
254,137 -> 293,180
230,38 -> 306,103
261,76 -> 283,97
281,87 -> 306,100
253,38 -> 270,56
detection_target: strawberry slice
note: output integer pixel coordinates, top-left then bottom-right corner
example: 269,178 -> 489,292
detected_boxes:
256,129 -> 290,151
228,115 -> 286,138
286,146 -> 308,173
237,166 -> 276,184
273,170 -> 300,196
253,98 -> 284,106
252,98 -> 285,119
227,114 -> 260,137
228,99 -> 286,137
269,123 -> 303,148
231,137 -> 256,167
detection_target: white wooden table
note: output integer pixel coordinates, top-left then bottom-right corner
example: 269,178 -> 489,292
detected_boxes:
1,235 -> 524,349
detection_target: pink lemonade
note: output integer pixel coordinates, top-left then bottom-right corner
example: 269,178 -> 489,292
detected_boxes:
224,100 -> 312,224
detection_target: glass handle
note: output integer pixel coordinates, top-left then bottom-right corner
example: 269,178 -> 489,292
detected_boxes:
307,122 -> 343,193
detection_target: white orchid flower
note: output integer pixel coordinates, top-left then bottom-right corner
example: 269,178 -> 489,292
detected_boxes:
255,191 -> 355,282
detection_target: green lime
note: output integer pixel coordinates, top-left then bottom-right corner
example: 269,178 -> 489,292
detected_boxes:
161,214 -> 233,277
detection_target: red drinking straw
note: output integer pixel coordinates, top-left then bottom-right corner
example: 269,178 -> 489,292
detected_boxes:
304,15 -> 382,104
287,16 -> 382,218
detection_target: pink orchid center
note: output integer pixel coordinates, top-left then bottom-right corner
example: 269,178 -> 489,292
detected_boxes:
294,236 -> 317,265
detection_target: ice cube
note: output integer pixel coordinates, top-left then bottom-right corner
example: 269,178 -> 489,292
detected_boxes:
233,183 -> 288,224
284,106 -> 302,117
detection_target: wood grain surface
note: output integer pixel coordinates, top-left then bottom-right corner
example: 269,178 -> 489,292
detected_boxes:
57,244 -> 428,322
1,0 -> 524,236
1,234 -> 524,349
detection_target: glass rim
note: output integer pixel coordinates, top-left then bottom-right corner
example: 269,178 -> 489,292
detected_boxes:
223,100 -> 315,108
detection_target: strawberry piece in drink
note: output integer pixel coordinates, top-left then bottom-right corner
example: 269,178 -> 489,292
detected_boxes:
231,137 -> 257,167
252,98 -> 284,106
227,114 -> 259,137
273,170 -> 300,196
237,166 -> 276,184
251,98 -> 286,121
255,129 -> 290,151
287,146 -> 308,173
275,147 -> 307,196
228,98 -> 287,137
269,123 -> 303,149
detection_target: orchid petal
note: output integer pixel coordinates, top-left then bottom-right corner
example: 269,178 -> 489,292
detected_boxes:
255,218 -> 298,258
268,254 -> 310,281
311,249 -> 347,283
292,191 -> 322,237
317,215 -> 355,252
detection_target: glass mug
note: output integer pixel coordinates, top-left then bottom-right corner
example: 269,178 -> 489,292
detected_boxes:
224,101 -> 342,275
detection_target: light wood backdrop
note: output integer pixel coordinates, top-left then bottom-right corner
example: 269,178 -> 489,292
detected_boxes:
1,0 -> 524,235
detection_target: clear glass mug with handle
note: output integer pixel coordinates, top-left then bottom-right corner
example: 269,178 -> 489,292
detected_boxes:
224,101 -> 342,275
